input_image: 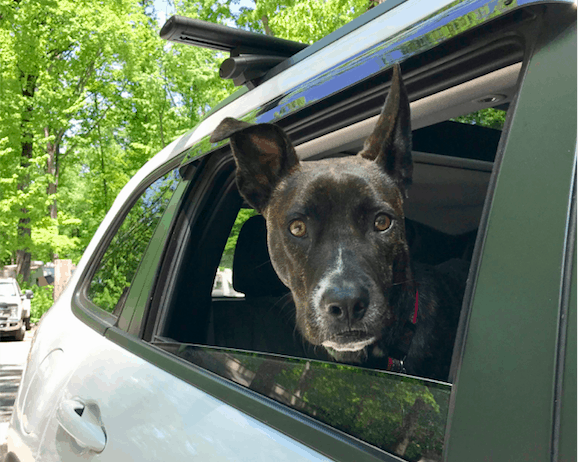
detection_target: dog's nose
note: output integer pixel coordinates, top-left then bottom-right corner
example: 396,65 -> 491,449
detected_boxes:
322,285 -> 369,324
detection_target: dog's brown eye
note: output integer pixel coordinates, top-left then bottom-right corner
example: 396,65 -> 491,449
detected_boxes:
289,219 -> 307,237
374,214 -> 392,232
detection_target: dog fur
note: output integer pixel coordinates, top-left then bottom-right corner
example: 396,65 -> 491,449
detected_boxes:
211,65 -> 467,381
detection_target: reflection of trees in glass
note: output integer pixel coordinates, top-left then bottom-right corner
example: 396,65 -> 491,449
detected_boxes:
88,168 -> 180,312
166,345 -> 451,462
274,362 -> 448,461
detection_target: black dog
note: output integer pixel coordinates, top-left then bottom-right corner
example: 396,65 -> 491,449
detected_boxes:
211,65 -> 467,381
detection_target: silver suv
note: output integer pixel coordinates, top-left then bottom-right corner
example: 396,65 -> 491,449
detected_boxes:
0,278 -> 33,341
4,1 -> 576,461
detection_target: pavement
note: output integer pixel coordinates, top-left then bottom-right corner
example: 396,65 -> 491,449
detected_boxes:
0,326 -> 35,453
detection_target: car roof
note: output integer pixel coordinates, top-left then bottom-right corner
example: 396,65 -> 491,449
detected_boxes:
103,0 -> 571,228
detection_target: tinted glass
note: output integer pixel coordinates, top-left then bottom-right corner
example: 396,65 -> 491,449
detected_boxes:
155,343 -> 451,461
88,168 -> 181,313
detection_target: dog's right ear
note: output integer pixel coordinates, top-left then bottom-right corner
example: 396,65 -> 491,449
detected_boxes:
359,64 -> 412,197
211,118 -> 300,212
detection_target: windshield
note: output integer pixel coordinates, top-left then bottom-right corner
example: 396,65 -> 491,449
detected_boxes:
0,282 -> 17,297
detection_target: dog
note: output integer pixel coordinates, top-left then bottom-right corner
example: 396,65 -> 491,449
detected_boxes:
211,65 -> 467,381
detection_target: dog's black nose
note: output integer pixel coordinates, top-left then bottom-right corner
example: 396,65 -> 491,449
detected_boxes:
322,285 -> 369,324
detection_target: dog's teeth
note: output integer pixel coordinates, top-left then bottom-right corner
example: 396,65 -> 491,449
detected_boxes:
322,337 -> 376,352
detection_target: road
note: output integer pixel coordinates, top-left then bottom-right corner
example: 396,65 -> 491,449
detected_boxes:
0,327 -> 35,454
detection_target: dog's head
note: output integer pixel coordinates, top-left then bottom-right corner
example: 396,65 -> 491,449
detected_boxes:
211,65 -> 413,362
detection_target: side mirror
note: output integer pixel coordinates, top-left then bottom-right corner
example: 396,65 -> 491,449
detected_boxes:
25,290 -> 34,300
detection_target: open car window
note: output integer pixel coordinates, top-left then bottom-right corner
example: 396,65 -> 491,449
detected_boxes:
147,102 -> 509,461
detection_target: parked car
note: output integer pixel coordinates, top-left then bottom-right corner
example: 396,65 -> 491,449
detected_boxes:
4,1 -> 576,461
0,278 -> 33,341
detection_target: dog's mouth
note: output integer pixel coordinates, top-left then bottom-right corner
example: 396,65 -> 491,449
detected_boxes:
322,331 -> 376,352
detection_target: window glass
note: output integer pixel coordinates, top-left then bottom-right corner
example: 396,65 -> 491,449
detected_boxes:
212,208 -> 258,298
452,107 -> 507,130
0,282 -> 17,297
88,168 -> 181,313
155,343 -> 451,461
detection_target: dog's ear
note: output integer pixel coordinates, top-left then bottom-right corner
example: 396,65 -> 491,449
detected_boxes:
359,64 -> 412,196
211,118 -> 300,212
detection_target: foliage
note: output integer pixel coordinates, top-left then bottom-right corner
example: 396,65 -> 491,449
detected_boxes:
235,0 -> 370,43
17,280 -> 55,324
219,208 -> 259,270
452,107 -> 506,130
29,285 -> 55,324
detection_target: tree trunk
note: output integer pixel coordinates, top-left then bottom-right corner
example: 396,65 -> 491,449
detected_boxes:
45,127 -> 59,220
16,73 -> 37,283
394,397 -> 428,456
261,15 -> 274,36
159,110 -> 165,148
95,98 -> 108,210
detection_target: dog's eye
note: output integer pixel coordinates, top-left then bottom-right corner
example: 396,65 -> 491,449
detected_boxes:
289,219 -> 307,237
374,214 -> 392,232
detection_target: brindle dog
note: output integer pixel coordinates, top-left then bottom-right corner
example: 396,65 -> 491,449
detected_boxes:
211,65 -> 467,381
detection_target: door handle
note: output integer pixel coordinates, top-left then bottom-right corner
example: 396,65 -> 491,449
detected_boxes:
56,399 -> 106,453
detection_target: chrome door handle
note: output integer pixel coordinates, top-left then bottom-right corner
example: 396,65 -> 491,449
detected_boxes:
56,399 -> 106,453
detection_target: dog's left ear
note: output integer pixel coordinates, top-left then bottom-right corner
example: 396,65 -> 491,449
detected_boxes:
210,118 -> 300,212
359,64 -> 412,196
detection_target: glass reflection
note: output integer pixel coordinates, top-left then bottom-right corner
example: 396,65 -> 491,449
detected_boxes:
155,343 -> 451,461
88,168 -> 181,313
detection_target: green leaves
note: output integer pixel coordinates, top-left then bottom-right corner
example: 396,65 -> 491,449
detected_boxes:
0,0 -> 371,276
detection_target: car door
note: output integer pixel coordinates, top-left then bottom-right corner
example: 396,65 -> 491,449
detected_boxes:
32,161 -> 331,462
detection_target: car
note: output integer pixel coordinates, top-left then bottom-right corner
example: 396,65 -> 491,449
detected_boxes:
0,278 -> 33,341
4,1 -> 576,461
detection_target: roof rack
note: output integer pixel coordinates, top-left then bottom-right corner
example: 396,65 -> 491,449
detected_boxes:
160,15 -> 308,88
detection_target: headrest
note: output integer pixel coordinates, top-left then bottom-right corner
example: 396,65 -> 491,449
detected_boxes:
232,214 -> 289,297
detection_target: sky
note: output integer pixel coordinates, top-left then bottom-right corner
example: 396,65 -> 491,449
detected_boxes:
152,0 -> 255,27
152,0 -> 176,26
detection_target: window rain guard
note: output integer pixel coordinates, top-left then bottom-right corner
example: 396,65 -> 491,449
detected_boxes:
154,342 -> 451,461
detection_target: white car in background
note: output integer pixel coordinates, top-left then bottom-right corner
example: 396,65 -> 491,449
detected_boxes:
0,278 -> 33,341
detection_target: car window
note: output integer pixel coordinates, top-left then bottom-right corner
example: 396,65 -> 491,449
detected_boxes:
144,43 -> 526,458
212,208 -> 258,298
87,168 -> 181,314
0,282 -> 17,297
151,102 -> 506,460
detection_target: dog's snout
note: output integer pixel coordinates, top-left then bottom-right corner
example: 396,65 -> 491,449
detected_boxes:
322,285 -> 369,324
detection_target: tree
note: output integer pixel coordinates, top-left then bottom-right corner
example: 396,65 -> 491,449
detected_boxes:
0,0 -> 379,285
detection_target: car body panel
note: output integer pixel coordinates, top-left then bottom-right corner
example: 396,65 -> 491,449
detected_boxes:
8,289 -> 334,462
445,17 -> 577,462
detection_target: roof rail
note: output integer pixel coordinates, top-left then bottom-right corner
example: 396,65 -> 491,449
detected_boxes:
160,15 -> 308,88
